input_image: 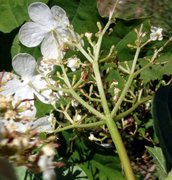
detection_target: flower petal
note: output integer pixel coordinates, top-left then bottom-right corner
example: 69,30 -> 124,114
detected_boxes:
30,116 -> 53,132
41,32 -> 64,60
51,6 -> 69,27
19,22 -> 48,47
12,53 -> 37,77
32,75 -> 52,104
13,85 -> 34,102
28,2 -> 55,28
0,72 -> 22,96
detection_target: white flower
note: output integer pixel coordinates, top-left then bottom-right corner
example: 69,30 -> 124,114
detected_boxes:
150,26 -> 163,41
0,54 -> 57,110
67,57 -> 81,71
19,2 -> 70,60
88,134 -> 97,141
71,99 -> 79,107
74,114 -> 82,121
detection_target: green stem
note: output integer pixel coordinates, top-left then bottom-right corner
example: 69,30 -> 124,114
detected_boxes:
106,116 -> 135,180
111,47 -> 141,117
53,95 -> 152,133
53,120 -> 105,133
60,63 -> 105,120
92,61 -> 135,180
61,64 -> 71,87
75,43 -> 93,63
69,88 -> 106,120
114,96 -> 152,119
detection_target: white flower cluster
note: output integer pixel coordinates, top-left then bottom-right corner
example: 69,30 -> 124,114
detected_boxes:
0,2 -> 83,177
0,2 -> 81,121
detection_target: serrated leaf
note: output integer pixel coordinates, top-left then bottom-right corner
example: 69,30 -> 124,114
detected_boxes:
0,0 -> 48,33
101,18 -> 147,58
139,52 -> 172,84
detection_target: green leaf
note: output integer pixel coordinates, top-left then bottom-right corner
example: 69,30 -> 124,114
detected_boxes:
152,84 -> 172,171
79,153 -> 123,180
139,52 -> 172,84
57,165 -> 88,179
35,99 -> 52,118
0,0 -> 48,33
58,132 -> 123,179
146,146 -> 167,180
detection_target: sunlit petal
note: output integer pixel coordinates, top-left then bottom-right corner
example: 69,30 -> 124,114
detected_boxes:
28,2 -> 53,27
19,22 -> 49,47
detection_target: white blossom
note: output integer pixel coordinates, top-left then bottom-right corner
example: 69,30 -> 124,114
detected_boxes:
71,99 -> 79,107
88,134 -> 97,141
19,2 -> 70,60
67,57 -> 81,71
74,114 -> 82,121
0,53 -> 58,118
150,26 -> 163,41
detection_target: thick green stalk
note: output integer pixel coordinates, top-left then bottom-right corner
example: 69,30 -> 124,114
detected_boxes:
92,61 -> 135,180
106,115 -> 135,180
